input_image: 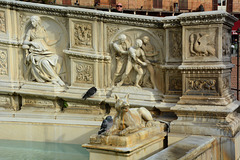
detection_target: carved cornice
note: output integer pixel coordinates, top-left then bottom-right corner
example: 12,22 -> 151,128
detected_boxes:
178,64 -> 234,70
162,17 -> 181,28
0,1 -> 163,28
178,11 -> 238,27
0,39 -> 20,46
64,49 -> 111,62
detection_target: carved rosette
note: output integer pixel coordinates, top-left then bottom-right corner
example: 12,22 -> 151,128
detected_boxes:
0,11 -> 6,33
76,63 -> 94,84
0,49 -> 7,75
186,78 -> 218,96
169,31 -> 182,59
74,22 -> 92,47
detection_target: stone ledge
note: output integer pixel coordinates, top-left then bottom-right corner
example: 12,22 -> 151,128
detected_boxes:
146,135 -> 215,160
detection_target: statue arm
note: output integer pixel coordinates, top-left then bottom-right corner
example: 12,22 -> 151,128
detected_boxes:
141,50 -> 151,64
113,43 -> 128,54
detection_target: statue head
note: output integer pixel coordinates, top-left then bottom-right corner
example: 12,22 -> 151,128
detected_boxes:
142,36 -> 150,44
135,39 -> 143,48
118,34 -> 127,44
30,16 -> 41,28
114,94 -> 130,113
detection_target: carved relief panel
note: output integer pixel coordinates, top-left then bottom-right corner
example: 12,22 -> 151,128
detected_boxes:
0,49 -> 7,76
73,60 -> 94,85
22,16 -> 68,86
71,20 -> 93,50
166,71 -> 182,95
168,29 -> 182,61
184,26 -> 219,61
109,28 -> 163,90
185,77 -> 218,96
0,11 -> 6,33
222,28 -> 231,57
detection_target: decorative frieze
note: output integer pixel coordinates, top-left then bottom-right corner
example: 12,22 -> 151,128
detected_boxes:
24,98 -> 53,106
0,49 -> 7,75
76,63 -> 94,84
74,22 -> 92,47
0,11 -> 5,33
186,78 -> 218,96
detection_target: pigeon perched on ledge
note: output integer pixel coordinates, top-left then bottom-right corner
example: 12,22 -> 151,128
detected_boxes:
98,116 -> 113,135
82,87 -> 97,100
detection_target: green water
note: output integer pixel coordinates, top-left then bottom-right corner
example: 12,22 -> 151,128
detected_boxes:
0,139 -> 89,160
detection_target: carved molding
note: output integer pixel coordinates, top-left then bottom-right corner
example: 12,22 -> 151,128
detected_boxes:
64,50 -> 111,62
0,49 -> 7,75
75,63 -> 94,84
179,11 -> 237,27
0,39 -> 20,46
24,98 -> 53,105
179,64 -> 234,70
74,22 -> 92,47
0,11 -> 5,33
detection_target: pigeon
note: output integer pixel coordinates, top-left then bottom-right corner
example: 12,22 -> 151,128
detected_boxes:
98,116 -> 113,135
82,87 -> 97,100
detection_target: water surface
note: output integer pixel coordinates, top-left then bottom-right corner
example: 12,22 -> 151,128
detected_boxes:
0,139 -> 89,160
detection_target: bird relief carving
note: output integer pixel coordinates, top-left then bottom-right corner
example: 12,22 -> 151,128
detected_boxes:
189,32 -> 215,57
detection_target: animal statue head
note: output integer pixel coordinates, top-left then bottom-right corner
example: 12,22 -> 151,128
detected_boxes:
114,94 -> 130,113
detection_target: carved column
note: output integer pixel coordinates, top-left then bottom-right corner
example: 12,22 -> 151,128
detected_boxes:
170,11 -> 240,137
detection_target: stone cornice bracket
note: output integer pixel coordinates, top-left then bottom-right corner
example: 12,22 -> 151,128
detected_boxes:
162,16 -> 181,29
178,10 -> 238,27
0,0 -> 164,28
63,50 -> 111,62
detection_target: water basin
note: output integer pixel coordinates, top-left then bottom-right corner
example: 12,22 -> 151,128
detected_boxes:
0,139 -> 89,160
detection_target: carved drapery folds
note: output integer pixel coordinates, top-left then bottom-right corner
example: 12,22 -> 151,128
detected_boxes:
0,49 -> 7,75
109,29 -> 162,90
76,63 -> 94,84
0,11 -> 5,33
22,16 -> 66,86
74,23 -> 92,47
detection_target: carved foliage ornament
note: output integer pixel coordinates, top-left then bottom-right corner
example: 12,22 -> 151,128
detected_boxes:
189,32 -> 215,57
0,50 -> 7,75
188,79 -> 216,91
74,23 -> 92,47
107,25 -> 120,40
0,11 -> 5,33
170,31 -> 182,58
76,63 -> 93,84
